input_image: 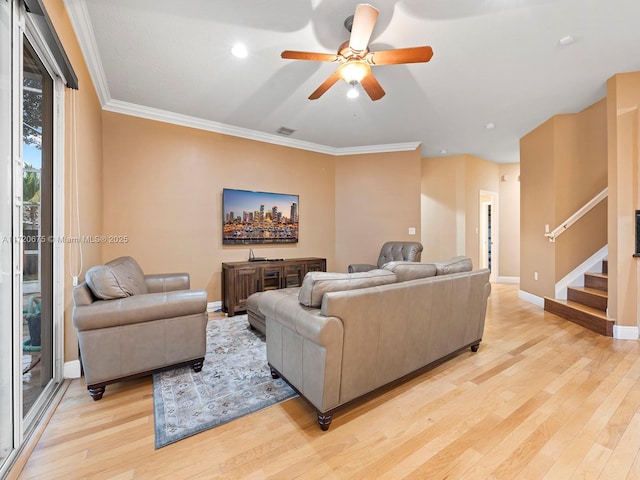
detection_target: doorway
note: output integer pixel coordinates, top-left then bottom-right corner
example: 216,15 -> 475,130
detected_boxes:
479,191 -> 498,282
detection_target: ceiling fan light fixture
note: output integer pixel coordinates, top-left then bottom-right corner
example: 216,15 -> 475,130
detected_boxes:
338,61 -> 369,83
347,81 -> 359,99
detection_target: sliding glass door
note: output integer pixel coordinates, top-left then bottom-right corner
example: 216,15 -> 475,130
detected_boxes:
22,37 -> 55,420
0,1 -> 65,475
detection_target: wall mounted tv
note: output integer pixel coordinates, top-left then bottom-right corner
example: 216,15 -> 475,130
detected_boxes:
222,188 -> 299,245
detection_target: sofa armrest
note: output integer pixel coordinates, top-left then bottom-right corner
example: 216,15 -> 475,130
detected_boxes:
258,290 -> 342,346
347,263 -> 377,273
261,289 -> 344,413
72,289 -> 207,331
145,273 -> 190,292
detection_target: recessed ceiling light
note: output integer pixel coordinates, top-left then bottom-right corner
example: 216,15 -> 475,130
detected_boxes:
559,35 -> 575,46
231,43 -> 248,58
485,122 -> 496,129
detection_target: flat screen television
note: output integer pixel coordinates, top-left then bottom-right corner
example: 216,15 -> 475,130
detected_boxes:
222,188 -> 299,245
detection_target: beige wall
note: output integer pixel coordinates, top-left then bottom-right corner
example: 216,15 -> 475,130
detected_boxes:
421,155 -> 465,261
101,112 -> 336,301
45,0 -> 104,362
607,72 -> 640,327
465,155 -> 500,270
520,118 -> 557,297
421,155 -> 501,272
554,101 -> 608,282
520,99 -> 608,298
334,148 -> 422,271
498,164 -> 520,278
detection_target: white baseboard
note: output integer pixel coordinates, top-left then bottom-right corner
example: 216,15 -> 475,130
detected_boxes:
497,276 -> 519,284
64,360 -> 81,379
613,325 -> 639,340
207,301 -> 222,313
518,289 -> 544,308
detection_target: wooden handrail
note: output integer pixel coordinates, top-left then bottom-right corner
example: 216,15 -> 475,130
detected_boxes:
545,188 -> 608,242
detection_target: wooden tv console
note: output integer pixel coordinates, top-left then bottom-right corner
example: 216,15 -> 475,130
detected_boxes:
221,257 -> 326,316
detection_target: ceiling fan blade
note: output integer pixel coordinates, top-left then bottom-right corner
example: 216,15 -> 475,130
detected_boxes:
281,51 -> 339,62
349,4 -> 379,53
309,71 -> 341,100
360,71 -> 385,101
368,46 -> 434,65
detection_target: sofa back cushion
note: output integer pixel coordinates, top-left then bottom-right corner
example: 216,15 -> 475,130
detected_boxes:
434,256 -> 473,275
85,256 -> 148,300
298,269 -> 397,307
382,261 -> 437,282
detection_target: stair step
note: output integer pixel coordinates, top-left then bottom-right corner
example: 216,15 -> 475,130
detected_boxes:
544,297 -> 614,336
567,286 -> 607,312
584,272 -> 608,292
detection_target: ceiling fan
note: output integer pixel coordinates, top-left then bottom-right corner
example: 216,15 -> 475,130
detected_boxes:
281,3 -> 433,101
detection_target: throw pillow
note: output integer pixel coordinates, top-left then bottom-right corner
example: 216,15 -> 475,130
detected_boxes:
85,256 -> 148,300
85,265 -> 129,300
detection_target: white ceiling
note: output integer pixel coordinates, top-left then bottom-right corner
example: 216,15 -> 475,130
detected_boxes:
64,0 -> 640,163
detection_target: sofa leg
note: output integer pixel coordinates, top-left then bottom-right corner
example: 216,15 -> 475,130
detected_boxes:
470,343 -> 480,352
192,358 -> 204,373
88,385 -> 105,401
317,413 -> 333,431
270,367 -> 279,379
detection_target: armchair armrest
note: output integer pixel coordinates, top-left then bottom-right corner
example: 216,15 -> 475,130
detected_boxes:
347,263 -> 377,273
145,273 -> 190,293
72,289 -> 207,331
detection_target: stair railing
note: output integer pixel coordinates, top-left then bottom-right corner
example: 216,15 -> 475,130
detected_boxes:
545,188 -> 608,242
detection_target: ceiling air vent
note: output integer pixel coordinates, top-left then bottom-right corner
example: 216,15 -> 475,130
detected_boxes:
276,126 -> 295,136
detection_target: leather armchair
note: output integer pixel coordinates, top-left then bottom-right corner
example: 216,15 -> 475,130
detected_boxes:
72,256 -> 208,400
348,241 -> 423,273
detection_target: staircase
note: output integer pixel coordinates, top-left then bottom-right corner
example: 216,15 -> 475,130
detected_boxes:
544,259 -> 614,336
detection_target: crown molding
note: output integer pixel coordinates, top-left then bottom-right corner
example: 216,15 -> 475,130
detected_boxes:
65,0 -> 421,157
104,99 -> 421,156
334,142 -> 421,156
104,99 -> 342,155
63,0 -> 110,105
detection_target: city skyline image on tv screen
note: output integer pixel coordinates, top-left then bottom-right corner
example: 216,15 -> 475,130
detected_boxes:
222,188 -> 299,244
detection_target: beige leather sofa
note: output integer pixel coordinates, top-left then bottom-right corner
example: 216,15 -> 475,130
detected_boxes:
254,256 -> 491,430
72,256 -> 208,400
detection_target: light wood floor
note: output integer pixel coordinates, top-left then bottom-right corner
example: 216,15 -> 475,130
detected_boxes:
15,283 -> 640,479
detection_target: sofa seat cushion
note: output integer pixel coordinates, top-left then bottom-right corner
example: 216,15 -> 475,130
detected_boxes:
382,261 -> 437,282
434,256 -> 473,275
85,256 -> 149,300
298,269 -> 397,307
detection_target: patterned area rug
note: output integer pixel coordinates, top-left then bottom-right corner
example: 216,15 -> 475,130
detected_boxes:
153,315 -> 296,448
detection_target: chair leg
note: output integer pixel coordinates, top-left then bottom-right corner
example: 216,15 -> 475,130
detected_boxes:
88,385 -> 105,401
317,413 -> 333,431
191,358 -> 204,372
